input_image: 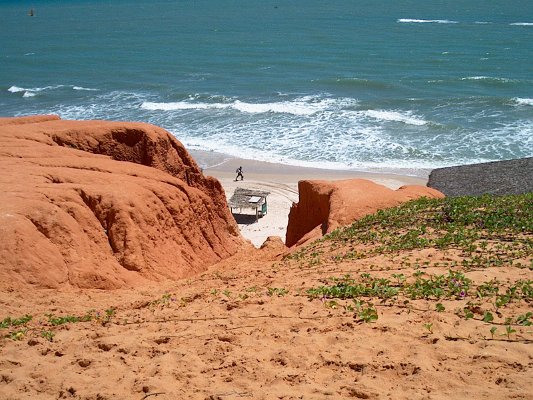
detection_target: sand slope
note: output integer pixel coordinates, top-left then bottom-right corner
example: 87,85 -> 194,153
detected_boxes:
1,241 -> 531,399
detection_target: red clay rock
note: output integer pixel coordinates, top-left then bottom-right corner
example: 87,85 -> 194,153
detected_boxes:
257,236 -> 287,259
0,116 -> 243,289
0,114 -> 60,126
286,179 -> 444,247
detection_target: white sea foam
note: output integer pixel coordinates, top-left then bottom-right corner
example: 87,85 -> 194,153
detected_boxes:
480,121 -> 533,159
513,98 -> 533,106
34,85 -> 63,92
73,86 -> 98,91
362,110 -> 428,126
510,22 -> 533,26
8,86 -> 25,93
232,98 -> 336,115
45,89 -> 532,174
180,133 -> 462,174
461,76 -> 514,83
474,21 -> 491,25
7,84 -> 66,98
141,101 -> 231,111
141,96 -> 444,172
462,76 -> 490,80
398,19 -> 458,24
55,91 -> 147,120
142,96 -> 354,116
167,102 -> 444,173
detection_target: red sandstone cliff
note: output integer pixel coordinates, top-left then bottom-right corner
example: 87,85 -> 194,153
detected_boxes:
286,179 -> 444,247
0,116 -> 244,289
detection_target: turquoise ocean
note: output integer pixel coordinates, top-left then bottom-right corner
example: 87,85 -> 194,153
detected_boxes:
1,0 -> 532,175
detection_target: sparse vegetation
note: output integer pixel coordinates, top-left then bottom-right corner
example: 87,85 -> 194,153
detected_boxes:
1,308 -> 116,342
46,313 -> 93,326
1,192 -> 531,400
287,193 -> 532,270
296,194 -> 532,334
41,330 -> 55,342
0,315 -> 33,329
267,287 -> 289,297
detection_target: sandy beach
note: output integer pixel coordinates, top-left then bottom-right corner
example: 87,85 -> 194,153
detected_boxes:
190,149 -> 428,247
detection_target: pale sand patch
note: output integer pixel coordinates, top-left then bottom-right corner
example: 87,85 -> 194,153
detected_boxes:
191,150 -> 428,247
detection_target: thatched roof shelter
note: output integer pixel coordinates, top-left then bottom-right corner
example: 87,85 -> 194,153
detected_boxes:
228,188 -> 270,221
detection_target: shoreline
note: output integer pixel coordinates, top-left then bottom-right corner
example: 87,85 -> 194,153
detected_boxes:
190,149 -> 429,187
189,149 -> 429,247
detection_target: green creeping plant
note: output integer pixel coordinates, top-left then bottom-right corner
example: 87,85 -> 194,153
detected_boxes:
300,193 -> 532,265
0,315 -> 33,329
482,311 -> 494,323
515,312 -> 532,326
489,327 -> 497,339
267,287 -> 289,297
46,313 -> 92,326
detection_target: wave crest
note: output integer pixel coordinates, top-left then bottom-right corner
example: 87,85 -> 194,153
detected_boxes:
461,76 -> 516,84
362,110 -> 428,126
513,98 -> 533,106
141,101 -> 230,111
7,84 -> 98,97
141,96 -> 353,116
398,19 -> 458,24
73,86 -> 98,91
8,86 -> 25,93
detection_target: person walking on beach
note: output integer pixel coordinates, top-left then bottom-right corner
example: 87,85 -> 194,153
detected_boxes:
235,166 -> 244,181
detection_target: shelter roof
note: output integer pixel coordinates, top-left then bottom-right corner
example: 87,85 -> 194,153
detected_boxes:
228,188 -> 270,209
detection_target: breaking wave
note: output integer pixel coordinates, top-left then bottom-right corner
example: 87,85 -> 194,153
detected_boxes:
461,76 -> 513,82
398,19 -> 458,24
513,98 -> 533,106
141,96 -> 356,116
7,84 -> 99,98
73,86 -> 99,91
361,110 -> 428,126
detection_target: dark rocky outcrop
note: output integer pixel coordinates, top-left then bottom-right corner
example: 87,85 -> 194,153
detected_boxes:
428,158 -> 533,197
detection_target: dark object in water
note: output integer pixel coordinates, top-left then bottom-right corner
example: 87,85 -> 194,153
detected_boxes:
427,157 -> 533,197
28,8 -> 34,16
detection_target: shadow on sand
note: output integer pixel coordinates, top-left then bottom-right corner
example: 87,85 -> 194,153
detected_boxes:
232,213 -> 258,225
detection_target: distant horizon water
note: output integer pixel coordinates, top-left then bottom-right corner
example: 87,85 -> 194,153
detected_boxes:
1,0 -> 532,176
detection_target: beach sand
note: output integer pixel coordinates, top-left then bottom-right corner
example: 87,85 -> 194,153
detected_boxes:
191,149 -> 428,247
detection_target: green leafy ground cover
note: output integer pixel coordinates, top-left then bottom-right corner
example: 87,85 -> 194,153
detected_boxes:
1,309 -> 115,342
290,193 -> 532,266
288,193 -> 532,337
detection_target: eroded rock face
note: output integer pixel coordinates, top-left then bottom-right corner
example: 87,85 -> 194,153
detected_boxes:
0,116 -> 243,289
286,179 -> 444,247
